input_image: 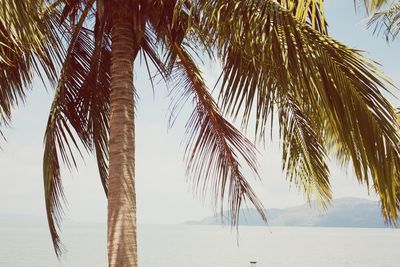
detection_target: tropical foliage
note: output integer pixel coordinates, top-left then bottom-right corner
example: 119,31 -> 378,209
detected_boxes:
368,1 -> 400,41
1,0 -> 400,265
358,0 -> 389,11
0,0 -> 61,141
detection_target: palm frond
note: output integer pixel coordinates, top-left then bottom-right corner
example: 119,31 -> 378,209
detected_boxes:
279,95 -> 331,206
368,4 -> 400,41
170,43 -> 266,225
146,1 -> 266,223
147,0 -> 198,73
79,43 -> 112,197
199,0 -> 400,221
139,29 -> 170,82
83,1 -> 111,195
43,0 -> 104,256
278,0 -> 328,33
0,0 -> 62,143
356,0 -> 391,13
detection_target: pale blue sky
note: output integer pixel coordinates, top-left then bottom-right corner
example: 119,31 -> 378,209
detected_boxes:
0,0 -> 399,224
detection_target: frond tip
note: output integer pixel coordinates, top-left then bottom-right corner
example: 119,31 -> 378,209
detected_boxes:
43,123 -> 67,257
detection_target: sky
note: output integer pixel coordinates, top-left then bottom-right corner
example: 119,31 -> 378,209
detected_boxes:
0,0 -> 399,225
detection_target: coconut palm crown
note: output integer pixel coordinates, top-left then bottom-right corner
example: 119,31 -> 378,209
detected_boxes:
1,0 -> 400,266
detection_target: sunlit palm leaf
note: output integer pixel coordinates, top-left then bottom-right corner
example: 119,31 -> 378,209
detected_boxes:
199,0 -> 400,221
368,3 -> 400,41
279,95 -> 331,206
278,0 -> 328,33
0,0 -> 62,141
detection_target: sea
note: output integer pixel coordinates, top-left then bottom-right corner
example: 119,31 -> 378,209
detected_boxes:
0,223 -> 399,267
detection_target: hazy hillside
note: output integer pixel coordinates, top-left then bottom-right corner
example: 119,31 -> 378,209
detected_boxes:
186,198 -> 393,228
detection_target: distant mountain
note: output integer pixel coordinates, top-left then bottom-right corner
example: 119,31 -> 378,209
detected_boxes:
187,198 -> 394,228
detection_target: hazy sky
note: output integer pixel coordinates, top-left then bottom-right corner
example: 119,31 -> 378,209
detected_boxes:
0,0 -> 399,225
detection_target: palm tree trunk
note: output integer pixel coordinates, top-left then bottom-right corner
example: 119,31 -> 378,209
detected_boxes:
108,2 -> 138,266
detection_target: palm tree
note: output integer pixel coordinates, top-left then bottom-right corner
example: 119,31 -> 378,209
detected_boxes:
2,0 -> 400,266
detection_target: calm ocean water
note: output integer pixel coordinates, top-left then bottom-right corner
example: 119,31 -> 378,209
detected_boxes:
0,223 -> 399,267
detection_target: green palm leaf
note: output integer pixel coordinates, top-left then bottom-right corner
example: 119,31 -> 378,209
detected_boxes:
368,3 -> 400,41
278,0 -> 328,33
279,95 -> 331,206
199,0 -> 400,221
0,0 -> 62,141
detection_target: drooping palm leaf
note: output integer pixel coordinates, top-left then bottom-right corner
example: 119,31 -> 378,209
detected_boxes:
43,18 -> 91,260
198,0 -> 400,221
171,43 -> 266,225
143,1 -> 267,225
43,0 -> 113,256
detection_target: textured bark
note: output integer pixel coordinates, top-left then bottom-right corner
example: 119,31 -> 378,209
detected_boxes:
108,2 -> 137,266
